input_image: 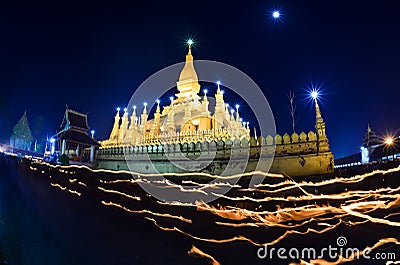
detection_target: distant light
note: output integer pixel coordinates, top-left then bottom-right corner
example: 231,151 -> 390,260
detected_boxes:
361,146 -> 369,163
187,39 -> 193,46
116,107 -> 121,112
272,11 -> 280,19
239,118 -> 243,122
50,138 -> 56,143
204,89 -> 208,94
216,81 -> 221,85
170,96 -> 174,102
144,102 -> 147,107
230,109 -> 234,114
156,99 -> 160,104
91,130 -> 95,134
311,90 -> 319,100
133,105 -> 136,109
124,107 -> 128,112
384,137 -> 394,146
235,104 -> 240,109
221,90 -> 225,95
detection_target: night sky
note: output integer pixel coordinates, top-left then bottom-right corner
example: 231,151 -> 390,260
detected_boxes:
1,0 -> 400,158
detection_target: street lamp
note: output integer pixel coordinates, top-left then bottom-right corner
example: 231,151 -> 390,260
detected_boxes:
384,136 -> 394,146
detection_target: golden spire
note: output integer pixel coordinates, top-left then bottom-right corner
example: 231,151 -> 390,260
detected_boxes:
314,98 -> 324,124
109,107 -> 121,141
140,103 -> 148,127
156,100 -> 161,113
175,39 -> 201,101
130,105 -> 137,128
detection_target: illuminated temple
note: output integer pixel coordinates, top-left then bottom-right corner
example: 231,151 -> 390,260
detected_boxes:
97,44 -> 334,176
101,45 -> 249,146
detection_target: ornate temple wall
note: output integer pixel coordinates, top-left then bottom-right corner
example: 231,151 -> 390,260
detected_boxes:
96,132 -> 334,177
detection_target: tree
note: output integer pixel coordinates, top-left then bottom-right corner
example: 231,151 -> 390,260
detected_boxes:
288,91 -> 298,134
10,111 -> 34,150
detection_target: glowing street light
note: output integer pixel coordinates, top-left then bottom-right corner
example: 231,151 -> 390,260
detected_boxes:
187,39 -> 194,47
124,107 -> 128,112
203,89 -> 208,95
216,80 -> 221,85
116,107 -> 121,112
384,136 -> 394,146
90,130 -> 95,139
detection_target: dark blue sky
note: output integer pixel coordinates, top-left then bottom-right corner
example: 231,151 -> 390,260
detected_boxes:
1,0 -> 400,158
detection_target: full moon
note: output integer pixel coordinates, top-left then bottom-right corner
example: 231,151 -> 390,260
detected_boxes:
272,11 -> 280,18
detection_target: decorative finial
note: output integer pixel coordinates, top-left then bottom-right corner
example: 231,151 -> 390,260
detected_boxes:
216,81 -> 222,94
156,99 -> 161,113
187,39 -> 193,55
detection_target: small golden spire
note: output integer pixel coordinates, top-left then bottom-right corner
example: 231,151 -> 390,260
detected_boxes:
156,100 -> 161,113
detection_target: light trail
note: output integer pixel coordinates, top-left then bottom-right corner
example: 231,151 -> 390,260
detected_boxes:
24,157 -> 400,264
50,183 -> 81,196
144,217 -> 343,247
188,245 -> 220,265
98,186 -> 141,201
101,201 -> 192,224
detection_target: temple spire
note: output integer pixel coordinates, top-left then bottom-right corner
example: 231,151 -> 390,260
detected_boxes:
152,100 -> 161,136
235,104 -> 240,122
314,98 -> 329,153
110,108 -> 121,142
175,39 -> 201,101
314,98 -> 324,124
129,105 -> 137,129
140,103 -> 148,127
